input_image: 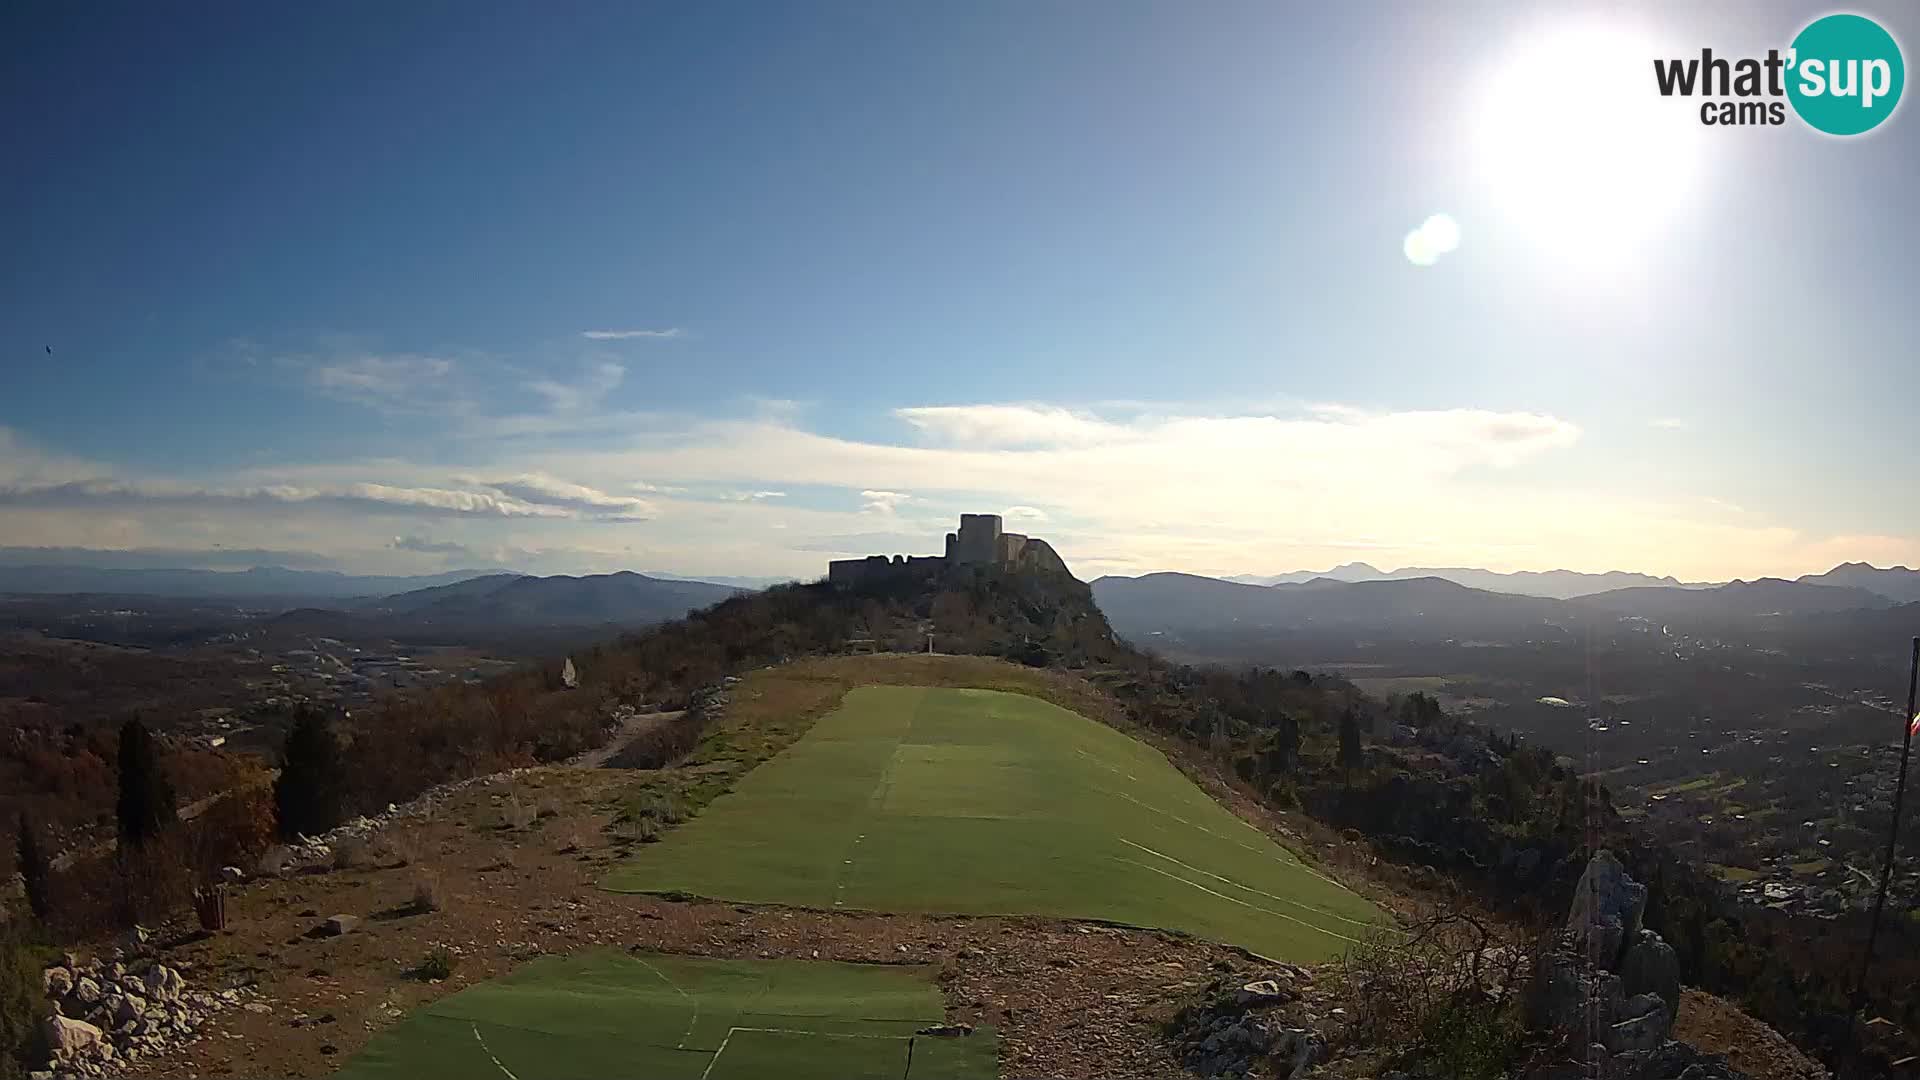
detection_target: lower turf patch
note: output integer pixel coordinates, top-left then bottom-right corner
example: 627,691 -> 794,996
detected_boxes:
603,685 -> 1387,962
332,950 -> 995,1080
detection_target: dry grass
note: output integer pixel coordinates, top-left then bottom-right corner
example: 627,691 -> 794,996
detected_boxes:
409,873 -> 443,913
331,836 -> 369,871
257,845 -> 293,877
501,794 -> 537,831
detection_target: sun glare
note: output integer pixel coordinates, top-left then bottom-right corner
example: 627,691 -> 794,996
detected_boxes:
1469,20 -> 1702,276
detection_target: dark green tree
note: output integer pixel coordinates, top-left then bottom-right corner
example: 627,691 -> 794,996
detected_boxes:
2,917 -> 52,1080
1338,706 -> 1364,779
275,706 -> 348,839
14,813 -> 50,922
115,718 -> 177,849
1271,713 -> 1300,775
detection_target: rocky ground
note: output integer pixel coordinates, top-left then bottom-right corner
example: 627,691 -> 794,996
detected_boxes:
30,679 -> 1829,1080
52,764 -> 1260,1079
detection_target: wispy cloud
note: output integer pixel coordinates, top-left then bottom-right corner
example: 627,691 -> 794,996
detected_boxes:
481,473 -> 655,520
0,479 -> 569,518
896,404 -> 1120,448
527,361 -> 625,413
1649,417 -> 1688,430
308,355 -> 456,409
580,328 -> 685,340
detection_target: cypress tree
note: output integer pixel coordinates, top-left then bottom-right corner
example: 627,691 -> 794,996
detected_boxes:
275,706 -> 348,839
115,718 -> 178,849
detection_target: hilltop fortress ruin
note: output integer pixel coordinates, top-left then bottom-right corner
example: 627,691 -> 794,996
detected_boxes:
827,513 -> 1071,587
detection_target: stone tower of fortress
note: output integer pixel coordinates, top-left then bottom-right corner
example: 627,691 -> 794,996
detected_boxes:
828,513 -> 1069,586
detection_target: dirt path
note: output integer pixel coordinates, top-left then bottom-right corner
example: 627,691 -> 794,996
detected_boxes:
566,709 -> 682,769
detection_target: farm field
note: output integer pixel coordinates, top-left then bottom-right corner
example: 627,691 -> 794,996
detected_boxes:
334,949 -> 995,1080
604,685 -> 1385,961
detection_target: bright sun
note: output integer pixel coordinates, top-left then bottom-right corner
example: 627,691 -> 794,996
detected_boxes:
1469,20 -> 1702,276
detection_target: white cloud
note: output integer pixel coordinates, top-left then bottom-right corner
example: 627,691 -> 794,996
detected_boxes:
860,490 -> 913,514
1649,417 -> 1688,430
392,535 -> 470,556
580,328 -> 685,340
11,403 -> 1920,583
895,404 -> 1120,448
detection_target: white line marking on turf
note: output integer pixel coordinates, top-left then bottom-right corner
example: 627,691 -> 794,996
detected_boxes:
630,955 -> 700,1049
1074,747 -> 1138,781
1115,856 -> 1364,945
471,1024 -> 522,1080
1117,838 -> 1388,931
1098,787 -> 1355,893
700,1027 -> 911,1080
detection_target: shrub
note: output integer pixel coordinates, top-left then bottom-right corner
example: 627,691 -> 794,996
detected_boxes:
412,947 -> 456,982
14,814 -> 49,923
410,874 -> 443,913
1,918 -> 52,1079
275,707 -> 348,839
377,834 -> 418,868
1334,908 -> 1534,1078
115,719 -> 178,850
186,783 -> 276,881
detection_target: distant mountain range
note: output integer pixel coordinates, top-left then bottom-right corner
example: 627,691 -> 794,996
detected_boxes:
1222,561 -> 1704,599
353,571 -> 741,626
0,564 -> 501,600
1093,572 -> 1562,636
1093,567 -> 1911,639
1794,562 -> 1920,603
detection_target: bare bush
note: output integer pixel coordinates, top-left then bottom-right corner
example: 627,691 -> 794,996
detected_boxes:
410,874 -> 443,914
1333,906 -> 1538,1079
376,834 -> 417,868
534,797 -> 561,820
501,795 -> 536,831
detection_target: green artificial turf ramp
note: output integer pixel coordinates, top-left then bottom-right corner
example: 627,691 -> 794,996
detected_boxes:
332,950 -> 995,1080
604,685 -> 1385,961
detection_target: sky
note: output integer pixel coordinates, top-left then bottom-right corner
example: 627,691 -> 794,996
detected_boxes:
3,1 -> 1919,584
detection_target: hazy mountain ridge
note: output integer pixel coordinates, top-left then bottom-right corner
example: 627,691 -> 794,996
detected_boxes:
0,563 -> 502,600
1094,567 -> 1901,639
1224,561 -> 1704,598
1796,561 -> 1920,603
360,570 -> 743,626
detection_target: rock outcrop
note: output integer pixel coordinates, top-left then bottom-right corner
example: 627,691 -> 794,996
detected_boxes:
1528,851 -> 1751,1080
35,950 -> 263,1078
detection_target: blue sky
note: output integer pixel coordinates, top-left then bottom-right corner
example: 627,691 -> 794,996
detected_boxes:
4,1 -> 1918,581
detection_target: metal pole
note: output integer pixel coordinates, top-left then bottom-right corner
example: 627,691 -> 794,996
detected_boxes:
1855,636 -> 1919,1009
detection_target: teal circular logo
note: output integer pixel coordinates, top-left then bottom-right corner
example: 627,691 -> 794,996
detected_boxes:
1787,13 -> 1905,135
